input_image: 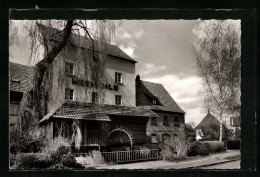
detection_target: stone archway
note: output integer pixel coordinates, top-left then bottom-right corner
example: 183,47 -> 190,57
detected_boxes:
108,126 -> 133,148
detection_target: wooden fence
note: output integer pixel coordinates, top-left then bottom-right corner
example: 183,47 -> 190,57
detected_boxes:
75,149 -> 159,165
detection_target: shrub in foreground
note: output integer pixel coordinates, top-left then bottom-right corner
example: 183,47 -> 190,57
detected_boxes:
10,128 -> 46,154
14,136 -> 85,169
15,153 -> 52,169
15,150 -> 84,169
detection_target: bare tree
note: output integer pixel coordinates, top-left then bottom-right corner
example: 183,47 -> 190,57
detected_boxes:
193,20 -> 241,141
9,20 -> 116,135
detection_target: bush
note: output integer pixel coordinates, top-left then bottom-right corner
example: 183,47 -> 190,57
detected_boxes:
160,136 -> 191,161
15,151 -> 84,169
49,154 -> 85,169
10,154 -> 16,167
188,141 -> 210,156
41,136 -> 71,155
204,141 -> 226,153
49,145 -> 71,164
15,153 -> 52,169
14,136 -> 84,169
10,128 -> 46,154
227,139 -> 240,149
42,136 -> 84,169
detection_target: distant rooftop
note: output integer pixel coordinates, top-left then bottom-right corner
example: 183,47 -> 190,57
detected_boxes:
195,112 -> 220,129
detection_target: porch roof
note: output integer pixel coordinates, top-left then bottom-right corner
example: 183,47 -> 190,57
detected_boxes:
39,101 -> 158,124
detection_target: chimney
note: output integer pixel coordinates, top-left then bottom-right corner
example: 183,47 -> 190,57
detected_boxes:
136,75 -> 140,81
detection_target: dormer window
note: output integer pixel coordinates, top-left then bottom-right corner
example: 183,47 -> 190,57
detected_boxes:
65,88 -> 74,100
115,72 -> 122,83
65,62 -> 74,75
152,100 -> 157,105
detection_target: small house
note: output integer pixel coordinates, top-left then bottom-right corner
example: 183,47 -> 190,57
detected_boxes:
195,111 -> 225,140
136,75 -> 185,144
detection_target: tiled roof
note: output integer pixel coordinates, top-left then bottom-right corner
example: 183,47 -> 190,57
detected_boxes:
195,112 -> 220,129
39,101 -> 159,124
9,62 -> 34,92
38,24 -> 137,63
138,80 -> 185,113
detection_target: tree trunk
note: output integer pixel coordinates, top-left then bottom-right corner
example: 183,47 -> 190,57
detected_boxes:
219,121 -> 223,141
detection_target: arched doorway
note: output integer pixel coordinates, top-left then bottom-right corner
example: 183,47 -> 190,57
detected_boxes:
108,128 -> 133,148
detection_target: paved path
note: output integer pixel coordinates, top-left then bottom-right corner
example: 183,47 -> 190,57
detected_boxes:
196,160 -> 240,169
86,150 -> 240,169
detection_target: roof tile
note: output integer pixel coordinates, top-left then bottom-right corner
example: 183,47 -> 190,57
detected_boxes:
9,62 -> 34,92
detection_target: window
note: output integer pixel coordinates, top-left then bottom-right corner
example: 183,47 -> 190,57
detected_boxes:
230,118 -> 234,126
163,134 -> 170,143
114,85 -> 118,91
152,100 -> 157,105
65,88 -> 74,100
151,134 -> 157,143
163,115 -> 169,125
173,134 -> 178,137
115,72 -> 122,83
92,92 -> 98,103
151,117 -> 157,125
65,62 -> 74,75
174,115 -> 179,124
115,95 -> 122,105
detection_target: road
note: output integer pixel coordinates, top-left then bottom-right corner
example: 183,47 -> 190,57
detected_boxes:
196,160 -> 240,169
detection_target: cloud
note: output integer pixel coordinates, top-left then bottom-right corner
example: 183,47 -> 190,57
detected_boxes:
144,74 -> 206,125
140,63 -> 166,76
119,45 -> 135,58
121,31 -> 132,39
134,29 -> 144,38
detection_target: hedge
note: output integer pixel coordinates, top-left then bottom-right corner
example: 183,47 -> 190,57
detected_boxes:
188,141 -> 210,156
15,153 -> 52,169
203,141 -> 226,153
188,141 -> 226,156
14,145 -> 85,169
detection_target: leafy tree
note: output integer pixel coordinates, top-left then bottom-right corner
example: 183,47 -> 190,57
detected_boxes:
193,20 -> 241,141
201,122 -> 220,140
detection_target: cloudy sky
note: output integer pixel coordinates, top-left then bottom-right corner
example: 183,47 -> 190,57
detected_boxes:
111,20 -> 205,125
9,20 -> 240,125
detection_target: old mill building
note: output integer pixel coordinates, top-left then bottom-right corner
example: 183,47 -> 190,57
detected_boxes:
9,25 -> 185,151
